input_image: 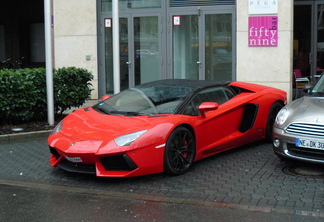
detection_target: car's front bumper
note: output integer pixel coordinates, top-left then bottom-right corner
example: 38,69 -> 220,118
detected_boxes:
273,127 -> 324,163
48,134 -> 166,177
49,146 -> 139,175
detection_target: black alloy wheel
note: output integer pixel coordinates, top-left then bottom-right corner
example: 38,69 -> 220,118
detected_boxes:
164,126 -> 196,175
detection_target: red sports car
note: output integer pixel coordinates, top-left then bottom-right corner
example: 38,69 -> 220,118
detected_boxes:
48,79 -> 287,177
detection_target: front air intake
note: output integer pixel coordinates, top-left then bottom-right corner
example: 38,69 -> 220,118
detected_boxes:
100,154 -> 138,171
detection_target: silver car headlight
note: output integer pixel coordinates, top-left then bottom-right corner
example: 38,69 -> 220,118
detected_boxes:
275,107 -> 289,126
51,120 -> 63,135
114,130 -> 148,146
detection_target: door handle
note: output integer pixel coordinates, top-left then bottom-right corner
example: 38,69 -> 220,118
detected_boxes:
126,61 -> 131,68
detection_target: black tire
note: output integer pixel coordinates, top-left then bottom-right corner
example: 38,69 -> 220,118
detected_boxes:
266,102 -> 284,141
164,127 -> 196,175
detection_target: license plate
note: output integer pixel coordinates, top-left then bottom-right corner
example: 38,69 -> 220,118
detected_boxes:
296,138 -> 324,150
64,156 -> 83,163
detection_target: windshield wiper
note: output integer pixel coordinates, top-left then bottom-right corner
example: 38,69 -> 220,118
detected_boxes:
92,105 -> 111,114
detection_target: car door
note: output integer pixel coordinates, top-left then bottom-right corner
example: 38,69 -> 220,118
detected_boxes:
185,86 -> 247,156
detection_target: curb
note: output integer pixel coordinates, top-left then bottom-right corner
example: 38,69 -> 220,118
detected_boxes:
0,130 -> 51,144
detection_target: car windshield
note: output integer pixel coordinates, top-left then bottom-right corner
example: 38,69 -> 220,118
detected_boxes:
94,83 -> 195,116
310,74 -> 324,96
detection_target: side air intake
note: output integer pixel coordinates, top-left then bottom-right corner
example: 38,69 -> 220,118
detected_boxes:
239,103 -> 258,133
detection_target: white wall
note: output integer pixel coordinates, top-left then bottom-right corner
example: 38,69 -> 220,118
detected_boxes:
236,0 -> 293,101
53,0 -> 98,99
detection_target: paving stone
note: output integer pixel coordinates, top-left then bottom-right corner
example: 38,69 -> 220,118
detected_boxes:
1,136 -> 324,215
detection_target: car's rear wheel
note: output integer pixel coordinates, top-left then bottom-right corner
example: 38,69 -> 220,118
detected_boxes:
266,102 -> 284,141
164,127 -> 196,175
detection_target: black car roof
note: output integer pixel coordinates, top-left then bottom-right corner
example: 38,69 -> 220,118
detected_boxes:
137,79 -> 230,90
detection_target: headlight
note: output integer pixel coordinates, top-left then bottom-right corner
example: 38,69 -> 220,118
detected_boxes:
114,130 -> 148,146
275,107 -> 289,126
51,121 -> 63,135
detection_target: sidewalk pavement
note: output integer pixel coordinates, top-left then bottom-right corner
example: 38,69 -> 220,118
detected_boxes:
1,137 -> 324,220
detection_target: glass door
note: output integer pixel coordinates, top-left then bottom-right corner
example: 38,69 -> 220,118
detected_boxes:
205,13 -> 233,81
294,1 -> 324,81
172,15 -> 199,79
133,16 -> 160,85
294,4 -> 312,79
317,4 -> 324,77
103,14 -> 161,94
170,10 -> 234,81
104,17 -> 129,94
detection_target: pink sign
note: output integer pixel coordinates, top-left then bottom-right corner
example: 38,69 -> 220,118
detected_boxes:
249,16 -> 278,47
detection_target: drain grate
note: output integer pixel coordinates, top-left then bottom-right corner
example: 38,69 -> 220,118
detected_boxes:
282,166 -> 324,178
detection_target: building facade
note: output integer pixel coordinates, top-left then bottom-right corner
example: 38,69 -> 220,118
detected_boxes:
3,1 -> 324,102
53,0 -> 293,100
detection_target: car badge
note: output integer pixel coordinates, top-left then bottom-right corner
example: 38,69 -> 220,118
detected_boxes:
71,142 -> 76,146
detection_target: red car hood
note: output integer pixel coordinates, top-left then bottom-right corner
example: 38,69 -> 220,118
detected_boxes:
60,107 -> 157,141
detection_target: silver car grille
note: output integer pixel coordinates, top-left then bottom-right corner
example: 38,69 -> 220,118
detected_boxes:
287,143 -> 324,161
285,122 -> 324,137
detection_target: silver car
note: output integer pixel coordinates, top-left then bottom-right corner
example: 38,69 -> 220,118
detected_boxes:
273,74 -> 324,163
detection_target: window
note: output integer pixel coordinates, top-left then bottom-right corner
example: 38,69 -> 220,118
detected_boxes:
102,0 -> 161,11
183,86 -> 235,116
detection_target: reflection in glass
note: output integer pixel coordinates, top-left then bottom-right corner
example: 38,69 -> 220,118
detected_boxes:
104,18 -> 129,94
311,74 -> 324,94
293,5 -> 311,77
134,16 -> 159,85
173,15 -> 199,80
318,5 -> 324,72
102,0 -> 161,11
205,14 -> 232,81
97,82 -> 195,115
104,21 -> 113,94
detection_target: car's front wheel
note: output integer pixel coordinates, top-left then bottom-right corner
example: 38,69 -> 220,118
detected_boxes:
164,127 -> 196,175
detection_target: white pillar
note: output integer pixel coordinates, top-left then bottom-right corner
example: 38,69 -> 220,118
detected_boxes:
44,0 -> 54,125
112,0 -> 120,94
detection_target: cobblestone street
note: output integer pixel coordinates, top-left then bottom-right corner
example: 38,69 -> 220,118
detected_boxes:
1,136 -> 324,219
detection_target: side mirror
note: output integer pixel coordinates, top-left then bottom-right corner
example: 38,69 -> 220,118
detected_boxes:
100,95 -> 111,101
303,84 -> 313,94
198,102 -> 219,118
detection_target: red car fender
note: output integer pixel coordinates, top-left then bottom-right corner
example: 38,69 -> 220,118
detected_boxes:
230,82 -> 287,130
94,121 -> 190,177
